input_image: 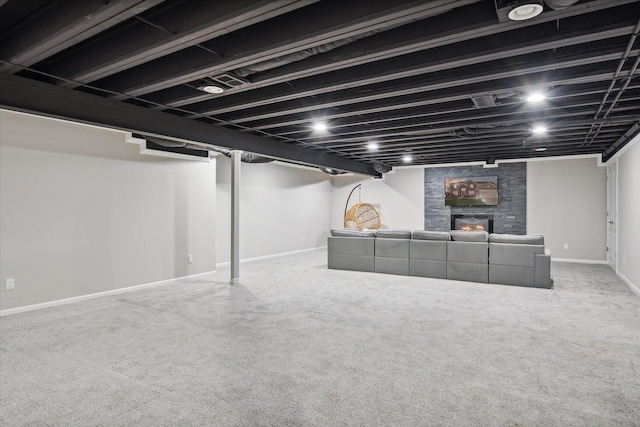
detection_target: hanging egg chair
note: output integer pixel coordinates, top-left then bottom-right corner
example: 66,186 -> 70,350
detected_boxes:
343,184 -> 381,230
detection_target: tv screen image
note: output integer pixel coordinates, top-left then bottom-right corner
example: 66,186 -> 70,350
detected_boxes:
444,176 -> 498,206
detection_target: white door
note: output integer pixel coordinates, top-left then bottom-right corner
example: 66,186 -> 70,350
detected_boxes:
607,164 -> 618,270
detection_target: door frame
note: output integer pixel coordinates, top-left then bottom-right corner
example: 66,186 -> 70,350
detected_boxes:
606,163 -> 618,271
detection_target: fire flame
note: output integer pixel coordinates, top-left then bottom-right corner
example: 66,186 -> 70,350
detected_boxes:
460,224 -> 485,231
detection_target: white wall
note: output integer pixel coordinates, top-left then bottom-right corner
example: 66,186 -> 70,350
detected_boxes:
616,139 -> 640,290
216,157 -> 332,264
527,157 -> 607,262
0,111 -> 216,310
329,161 -> 608,264
330,168 -> 424,230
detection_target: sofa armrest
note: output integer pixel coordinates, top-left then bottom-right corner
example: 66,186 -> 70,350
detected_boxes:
534,253 -> 551,288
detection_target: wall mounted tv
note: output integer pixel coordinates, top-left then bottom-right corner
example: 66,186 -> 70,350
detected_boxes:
445,176 -> 498,206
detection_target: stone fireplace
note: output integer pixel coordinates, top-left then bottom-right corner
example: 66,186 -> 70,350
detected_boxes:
451,214 -> 494,233
424,163 -> 526,234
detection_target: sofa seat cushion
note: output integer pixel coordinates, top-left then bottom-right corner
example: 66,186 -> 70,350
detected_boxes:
376,229 -> 411,239
447,241 -> 489,264
412,230 -> 451,241
410,240 -> 447,261
447,262 -> 489,283
375,238 -> 410,258
449,230 -> 489,242
328,236 -> 375,272
489,234 -> 544,245
410,259 -> 447,279
331,228 -> 377,237
375,237 -> 410,275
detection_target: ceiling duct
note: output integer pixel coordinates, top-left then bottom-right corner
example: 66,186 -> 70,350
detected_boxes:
451,124 -> 531,137
210,73 -> 248,88
143,135 -> 273,163
233,27 -> 394,78
471,94 -> 496,108
213,147 -> 274,164
544,0 -> 579,10
138,136 -> 209,161
321,167 -> 346,175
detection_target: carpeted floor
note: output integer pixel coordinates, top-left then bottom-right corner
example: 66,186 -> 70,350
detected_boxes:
1,249 -> 639,426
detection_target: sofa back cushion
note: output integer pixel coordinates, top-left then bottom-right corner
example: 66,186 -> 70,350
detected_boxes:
412,230 -> 451,241
449,230 -> 489,242
489,234 -> 544,245
331,229 -> 377,237
376,229 -> 412,239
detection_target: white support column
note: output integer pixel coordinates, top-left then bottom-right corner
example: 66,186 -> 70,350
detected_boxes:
230,150 -> 242,285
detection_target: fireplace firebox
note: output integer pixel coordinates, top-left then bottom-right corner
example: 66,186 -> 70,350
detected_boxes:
451,214 -> 494,233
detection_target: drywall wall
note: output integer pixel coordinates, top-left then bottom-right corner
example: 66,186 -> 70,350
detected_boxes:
0,110 -> 216,310
330,168 -> 424,230
216,157 -> 332,264
527,157 -> 607,262
617,139 -> 640,290
331,160 -> 606,263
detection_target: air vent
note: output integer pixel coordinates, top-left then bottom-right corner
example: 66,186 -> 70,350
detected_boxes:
471,94 -> 496,108
211,73 -> 247,88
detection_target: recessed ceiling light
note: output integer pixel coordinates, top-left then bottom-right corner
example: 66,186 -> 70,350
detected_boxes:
312,122 -> 328,132
535,147 -> 548,152
199,85 -> 224,94
526,92 -> 546,102
367,142 -> 379,151
532,125 -> 547,134
402,154 -> 413,163
508,2 -> 543,21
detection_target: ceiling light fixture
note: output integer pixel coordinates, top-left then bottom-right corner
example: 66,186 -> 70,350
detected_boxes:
532,125 -> 547,134
508,1 -> 543,21
402,154 -> 413,163
526,92 -> 546,102
534,147 -> 548,152
198,85 -> 225,94
367,142 -> 379,151
312,122 -> 328,132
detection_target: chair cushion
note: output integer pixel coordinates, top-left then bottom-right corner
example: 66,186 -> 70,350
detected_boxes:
489,234 -> 544,245
412,230 -> 451,241
449,230 -> 489,242
330,229 -> 377,237
376,229 -> 412,239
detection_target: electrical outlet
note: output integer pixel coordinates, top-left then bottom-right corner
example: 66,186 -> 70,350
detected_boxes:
188,254 -> 193,264
6,278 -> 15,290
563,243 -> 569,250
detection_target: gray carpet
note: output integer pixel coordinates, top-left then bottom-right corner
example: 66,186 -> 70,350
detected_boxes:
1,250 -> 639,426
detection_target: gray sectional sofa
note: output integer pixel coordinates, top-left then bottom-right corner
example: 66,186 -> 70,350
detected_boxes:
328,229 -> 552,288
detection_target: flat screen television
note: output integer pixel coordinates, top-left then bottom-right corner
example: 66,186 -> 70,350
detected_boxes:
444,176 -> 498,206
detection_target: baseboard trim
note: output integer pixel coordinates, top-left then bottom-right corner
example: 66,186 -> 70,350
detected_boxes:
216,246 -> 326,268
617,271 -> 640,297
0,270 -> 217,317
551,258 -> 608,264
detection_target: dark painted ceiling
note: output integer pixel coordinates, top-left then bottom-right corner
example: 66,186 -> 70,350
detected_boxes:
1,0 -> 639,176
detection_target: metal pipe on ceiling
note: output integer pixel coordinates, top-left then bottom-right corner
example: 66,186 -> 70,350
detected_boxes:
584,17 -> 640,145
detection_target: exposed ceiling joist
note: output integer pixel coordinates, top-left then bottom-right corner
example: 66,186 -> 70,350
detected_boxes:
0,0 -> 164,74
1,0 -> 638,167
